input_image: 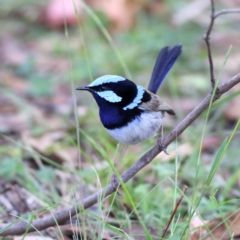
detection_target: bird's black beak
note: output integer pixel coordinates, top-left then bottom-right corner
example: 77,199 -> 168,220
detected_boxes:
76,86 -> 92,92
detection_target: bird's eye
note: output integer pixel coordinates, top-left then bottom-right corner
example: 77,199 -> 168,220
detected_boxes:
99,85 -> 109,91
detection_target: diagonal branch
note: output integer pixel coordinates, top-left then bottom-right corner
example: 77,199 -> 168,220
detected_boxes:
0,72 -> 240,236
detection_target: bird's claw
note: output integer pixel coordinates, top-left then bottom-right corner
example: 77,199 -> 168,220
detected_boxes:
158,137 -> 169,155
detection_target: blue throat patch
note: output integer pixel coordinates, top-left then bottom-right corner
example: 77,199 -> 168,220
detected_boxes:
97,90 -> 122,103
89,75 -> 125,87
123,86 -> 145,110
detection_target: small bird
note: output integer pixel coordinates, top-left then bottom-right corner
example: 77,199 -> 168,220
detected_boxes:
76,45 -> 182,152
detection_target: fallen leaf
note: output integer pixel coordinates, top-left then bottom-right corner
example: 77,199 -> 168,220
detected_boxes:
22,130 -> 66,153
22,131 -> 66,152
0,112 -> 29,133
190,210 -> 240,240
91,0 -> 144,31
39,0 -> 83,29
55,146 -> 79,164
190,215 -> 208,229
22,130 -> 80,165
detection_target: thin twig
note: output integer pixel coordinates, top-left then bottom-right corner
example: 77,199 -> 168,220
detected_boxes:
161,186 -> 188,238
214,9 -> 240,18
203,2 -> 240,91
203,0 -> 216,90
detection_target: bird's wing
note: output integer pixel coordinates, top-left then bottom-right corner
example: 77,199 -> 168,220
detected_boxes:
147,45 -> 182,94
139,92 -> 175,115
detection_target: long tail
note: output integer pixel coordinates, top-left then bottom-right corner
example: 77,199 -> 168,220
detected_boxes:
147,45 -> 182,94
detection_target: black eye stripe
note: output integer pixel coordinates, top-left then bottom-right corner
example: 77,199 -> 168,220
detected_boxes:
101,86 -> 110,91
91,84 -> 112,92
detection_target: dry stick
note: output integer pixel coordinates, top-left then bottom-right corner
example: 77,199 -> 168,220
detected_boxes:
0,73 -> 240,236
204,0 -> 215,90
161,185 -> 188,238
214,9 -> 240,18
204,2 -> 240,90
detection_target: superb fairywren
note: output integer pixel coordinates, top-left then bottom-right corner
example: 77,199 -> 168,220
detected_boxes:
76,45 -> 182,151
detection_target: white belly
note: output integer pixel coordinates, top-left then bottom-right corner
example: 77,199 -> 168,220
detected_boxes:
107,111 -> 164,145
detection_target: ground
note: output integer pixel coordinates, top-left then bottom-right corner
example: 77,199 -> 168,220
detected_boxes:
0,0 -> 240,239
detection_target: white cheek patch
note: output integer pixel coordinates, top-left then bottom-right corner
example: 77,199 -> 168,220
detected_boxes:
97,90 -> 122,103
123,86 -> 145,110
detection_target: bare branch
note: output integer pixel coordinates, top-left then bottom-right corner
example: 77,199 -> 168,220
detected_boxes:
214,9 -> 240,18
203,0 -> 216,90
203,1 -> 240,91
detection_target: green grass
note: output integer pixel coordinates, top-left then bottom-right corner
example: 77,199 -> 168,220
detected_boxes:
1,0 -> 240,239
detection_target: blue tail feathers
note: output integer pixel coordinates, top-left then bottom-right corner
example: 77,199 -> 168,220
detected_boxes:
147,45 -> 182,94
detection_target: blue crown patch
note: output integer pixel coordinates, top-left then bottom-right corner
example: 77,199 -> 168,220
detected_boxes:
89,75 -> 125,87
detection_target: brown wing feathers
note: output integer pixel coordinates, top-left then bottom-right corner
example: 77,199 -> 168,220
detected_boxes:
139,91 -> 175,115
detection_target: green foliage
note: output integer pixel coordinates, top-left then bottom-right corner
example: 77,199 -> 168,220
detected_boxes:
28,73 -> 54,96
0,157 -> 25,179
36,166 -> 56,183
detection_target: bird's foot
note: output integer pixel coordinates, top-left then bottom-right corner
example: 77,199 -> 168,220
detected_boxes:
158,137 -> 169,155
110,174 -> 121,194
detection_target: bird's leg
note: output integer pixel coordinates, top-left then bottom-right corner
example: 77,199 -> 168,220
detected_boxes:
111,145 -> 128,192
158,125 -> 169,155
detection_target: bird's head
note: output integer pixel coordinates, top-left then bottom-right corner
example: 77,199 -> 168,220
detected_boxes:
76,75 -> 149,110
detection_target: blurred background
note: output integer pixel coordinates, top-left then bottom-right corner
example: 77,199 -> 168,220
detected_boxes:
0,0 -> 240,238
